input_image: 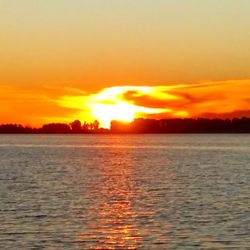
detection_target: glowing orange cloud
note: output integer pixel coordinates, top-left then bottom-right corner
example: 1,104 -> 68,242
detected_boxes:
1,80 -> 250,128
56,80 -> 250,128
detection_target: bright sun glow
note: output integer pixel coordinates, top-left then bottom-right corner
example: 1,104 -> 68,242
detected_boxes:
88,86 -> 169,128
91,102 -> 167,128
57,85 -> 192,128
91,103 -> 136,128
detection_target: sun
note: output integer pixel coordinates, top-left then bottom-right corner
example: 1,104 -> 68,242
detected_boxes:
91,102 -> 136,128
87,86 -> 170,128
57,86 -> 179,128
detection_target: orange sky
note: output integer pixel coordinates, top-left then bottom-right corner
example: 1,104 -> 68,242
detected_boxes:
1,1 -> 250,127
1,80 -> 250,128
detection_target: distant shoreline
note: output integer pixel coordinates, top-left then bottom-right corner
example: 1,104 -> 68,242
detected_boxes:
1,117 -> 250,134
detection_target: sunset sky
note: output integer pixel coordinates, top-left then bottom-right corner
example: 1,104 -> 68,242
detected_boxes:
1,1 -> 250,128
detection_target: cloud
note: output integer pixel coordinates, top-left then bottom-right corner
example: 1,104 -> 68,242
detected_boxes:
0,84 -> 85,126
1,79 -> 250,127
200,110 -> 250,119
116,80 -> 250,119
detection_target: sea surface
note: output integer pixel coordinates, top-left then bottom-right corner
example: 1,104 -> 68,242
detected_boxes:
0,134 -> 249,249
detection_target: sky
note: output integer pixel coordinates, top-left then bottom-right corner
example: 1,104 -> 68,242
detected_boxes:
1,0 -> 250,128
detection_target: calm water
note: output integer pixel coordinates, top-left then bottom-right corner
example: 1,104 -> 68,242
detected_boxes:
0,134 -> 249,249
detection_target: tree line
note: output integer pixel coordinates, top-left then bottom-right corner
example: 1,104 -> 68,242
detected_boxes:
0,117 -> 250,133
111,117 -> 250,133
0,120 -> 108,134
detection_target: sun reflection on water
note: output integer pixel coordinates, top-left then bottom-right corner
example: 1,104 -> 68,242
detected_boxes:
77,154 -> 141,249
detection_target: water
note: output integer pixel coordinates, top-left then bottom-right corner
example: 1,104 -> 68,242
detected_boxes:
0,134 -> 249,249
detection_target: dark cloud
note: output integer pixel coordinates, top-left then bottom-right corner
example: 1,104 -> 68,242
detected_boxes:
122,89 -> 224,111
123,90 -> 175,108
199,110 -> 250,119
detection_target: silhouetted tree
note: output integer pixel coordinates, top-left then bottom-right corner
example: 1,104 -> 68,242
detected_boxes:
82,122 -> 89,132
42,123 -> 71,133
70,120 -> 81,132
93,120 -> 100,131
